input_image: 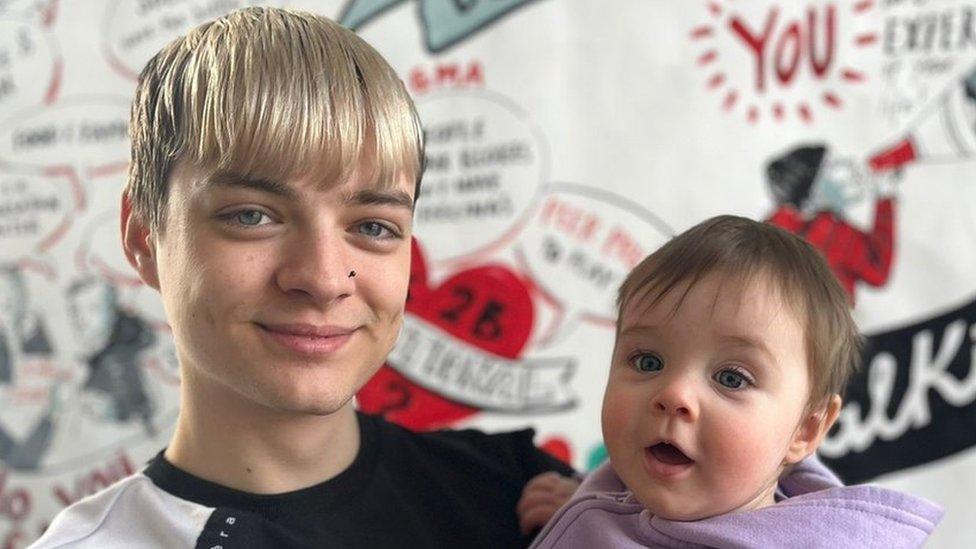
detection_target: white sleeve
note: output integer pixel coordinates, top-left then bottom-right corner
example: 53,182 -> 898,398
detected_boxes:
29,473 -> 214,549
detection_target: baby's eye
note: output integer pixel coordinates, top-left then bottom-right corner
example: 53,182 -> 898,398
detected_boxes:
630,352 -> 664,373
714,368 -> 752,390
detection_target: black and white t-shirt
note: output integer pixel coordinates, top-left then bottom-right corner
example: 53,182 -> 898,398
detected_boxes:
32,413 -> 575,548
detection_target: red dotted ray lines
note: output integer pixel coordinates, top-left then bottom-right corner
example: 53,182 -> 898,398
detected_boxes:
691,3 -> 727,116
690,3 -> 739,120
689,0 -> 875,124
43,0 -> 64,105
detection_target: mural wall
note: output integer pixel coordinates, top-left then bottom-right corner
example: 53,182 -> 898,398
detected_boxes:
0,0 -> 974,546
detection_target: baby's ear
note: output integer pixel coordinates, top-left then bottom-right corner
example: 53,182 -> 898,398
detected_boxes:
784,394 -> 841,465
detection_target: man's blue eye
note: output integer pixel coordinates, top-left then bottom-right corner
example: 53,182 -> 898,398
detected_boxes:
358,222 -> 393,238
631,353 -> 663,373
715,369 -> 749,389
235,210 -> 266,226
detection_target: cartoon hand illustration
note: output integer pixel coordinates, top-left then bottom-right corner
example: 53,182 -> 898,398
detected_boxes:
809,155 -> 867,213
872,167 -> 902,198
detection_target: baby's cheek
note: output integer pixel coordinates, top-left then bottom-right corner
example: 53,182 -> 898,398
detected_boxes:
705,420 -> 761,476
601,390 -> 633,449
708,421 -> 786,501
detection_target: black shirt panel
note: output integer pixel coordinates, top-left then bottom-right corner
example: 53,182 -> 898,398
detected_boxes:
145,412 -> 575,548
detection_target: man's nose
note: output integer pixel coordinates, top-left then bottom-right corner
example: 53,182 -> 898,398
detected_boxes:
275,227 -> 355,305
650,374 -> 699,422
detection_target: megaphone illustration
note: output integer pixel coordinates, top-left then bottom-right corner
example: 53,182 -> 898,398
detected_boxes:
869,63 -> 976,172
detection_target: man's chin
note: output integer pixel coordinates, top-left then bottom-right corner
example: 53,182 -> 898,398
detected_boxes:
290,400 -> 353,417
257,387 -> 357,417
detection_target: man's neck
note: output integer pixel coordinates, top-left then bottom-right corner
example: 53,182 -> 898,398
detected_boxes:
164,370 -> 361,495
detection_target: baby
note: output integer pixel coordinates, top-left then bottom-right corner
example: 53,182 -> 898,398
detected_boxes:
531,215 -> 942,548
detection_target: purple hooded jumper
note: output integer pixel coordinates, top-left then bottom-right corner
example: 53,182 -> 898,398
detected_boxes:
531,456 -> 942,548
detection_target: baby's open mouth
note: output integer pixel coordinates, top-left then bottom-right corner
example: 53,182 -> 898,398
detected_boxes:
647,442 -> 694,466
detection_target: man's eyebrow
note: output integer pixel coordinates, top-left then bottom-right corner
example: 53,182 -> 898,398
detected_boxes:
205,171 -> 296,198
343,188 -> 415,211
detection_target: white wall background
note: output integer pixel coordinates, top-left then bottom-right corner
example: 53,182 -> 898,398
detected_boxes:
0,0 -> 974,546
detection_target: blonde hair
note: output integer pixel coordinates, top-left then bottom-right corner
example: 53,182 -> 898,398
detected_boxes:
617,215 -> 861,408
126,7 -> 424,231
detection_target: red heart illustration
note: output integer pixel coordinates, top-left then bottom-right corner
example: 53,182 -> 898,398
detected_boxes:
357,238 -> 535,430
539,436 -> 573,466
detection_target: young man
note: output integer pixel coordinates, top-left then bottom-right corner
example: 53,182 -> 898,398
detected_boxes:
33,8 -> 573,548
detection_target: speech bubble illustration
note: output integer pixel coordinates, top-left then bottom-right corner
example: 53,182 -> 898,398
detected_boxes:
0,171 -> 80,262
0,96 -> 129,178
102,0 -> 282,81
74,210 -> 168,326
340,0 -> 541,53
340,0 -> 404,29
0,17 -> 60,109
0,0 -> 56,20
515,183 -> 672,344
414,90 -> 548,263
418,0 -> 539,52
75,210 -> 135,286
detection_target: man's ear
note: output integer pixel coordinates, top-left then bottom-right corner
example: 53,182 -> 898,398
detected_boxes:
784,394 -> 842,465
121,194 -> 160,291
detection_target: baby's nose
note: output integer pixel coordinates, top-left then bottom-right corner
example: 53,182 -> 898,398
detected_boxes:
651,380 -> 699,421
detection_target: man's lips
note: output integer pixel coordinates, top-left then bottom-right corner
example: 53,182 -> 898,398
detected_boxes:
260,323 -> 356,337
256,323 -> 357,357
643,441 -> 695,478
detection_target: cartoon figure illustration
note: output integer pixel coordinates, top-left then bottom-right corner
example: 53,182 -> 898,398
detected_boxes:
0,265 -> 53,383
66,277 -> 157,435
0,384 -> 62,470
0,266 -> 60,470
765,144 -> 897,302
870,62 -> 976,172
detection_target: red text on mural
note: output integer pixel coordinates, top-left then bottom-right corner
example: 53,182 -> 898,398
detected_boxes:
729,4 -> 835,92
410,61 -> 484,95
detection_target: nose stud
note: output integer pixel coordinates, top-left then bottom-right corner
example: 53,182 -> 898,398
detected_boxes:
348,270 -> 356,278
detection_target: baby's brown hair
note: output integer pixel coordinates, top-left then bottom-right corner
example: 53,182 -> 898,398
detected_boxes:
617,215 -> 861,409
